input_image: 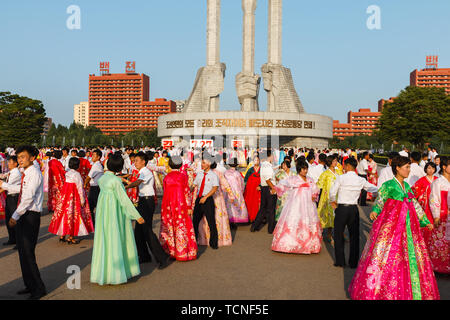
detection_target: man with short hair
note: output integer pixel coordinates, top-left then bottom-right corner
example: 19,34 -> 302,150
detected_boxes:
3,146 -> 46,300
191,153 -> 220,249
407,151 -> 426,186
330,157 -> 378,268
251,150 -> 278,234
356,152 -> 370,206
85,149 -> 104,225
377,152 -> 399,188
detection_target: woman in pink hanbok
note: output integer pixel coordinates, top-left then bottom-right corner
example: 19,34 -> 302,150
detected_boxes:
271,160 -> 322,254
224,158 -> 249,226
196,162 -> 232,247
349,156 -> 439,300
429,156 -> 450,274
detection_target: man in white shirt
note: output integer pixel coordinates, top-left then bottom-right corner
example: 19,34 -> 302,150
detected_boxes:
407,151 -> 426,187
308,153 -> 326,184
251,150 -> 278,234
2,146 -> 46,300
0,155 -> 21,245
419,153 -> 428,169
191,153 -> 220,249
377,152 -> 399,188
356,152 -> 370,206
126,152 -> 171,269
61,147 -> 71,171
330,157 -> 378,268
84,149 -> 103,225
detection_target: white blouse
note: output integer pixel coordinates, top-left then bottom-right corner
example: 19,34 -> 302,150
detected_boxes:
430,176 -> 450,219
66,169 -> 85,205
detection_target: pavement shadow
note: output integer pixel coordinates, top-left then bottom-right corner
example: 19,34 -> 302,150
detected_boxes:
0,225 -> 55,260
323,205 -> 371,299
0,248 -> 93,300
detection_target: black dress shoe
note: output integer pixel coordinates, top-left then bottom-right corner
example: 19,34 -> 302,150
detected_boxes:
12,245 -> 18,250
28,291 -> 47,300
211,245 -> 219,250
17,288 -> 31,295
333,263 -> 345,268
158,256 -> 171,270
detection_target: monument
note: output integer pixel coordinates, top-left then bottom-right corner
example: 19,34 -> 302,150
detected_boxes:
159,0 -> 332,149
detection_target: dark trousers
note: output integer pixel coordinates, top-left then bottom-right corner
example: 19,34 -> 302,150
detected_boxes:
134,196 -> 169,264
15,211 -> 46,295
252,186 -> 277,234
5,194 -> 19,243
358,174 -> 368,206
88,186 -> 100,225
333,205 -> 360,267
193,197 -> 218,248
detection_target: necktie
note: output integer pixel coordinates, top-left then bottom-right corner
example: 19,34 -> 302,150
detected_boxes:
198,173 -> 207,198
17,173 -> 25,206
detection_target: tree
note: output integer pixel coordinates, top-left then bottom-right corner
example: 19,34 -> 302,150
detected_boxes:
0,91 -> 47,146
377,86 -> 450,151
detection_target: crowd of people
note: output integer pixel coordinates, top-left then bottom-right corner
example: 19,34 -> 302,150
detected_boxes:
0,144 -> 448,300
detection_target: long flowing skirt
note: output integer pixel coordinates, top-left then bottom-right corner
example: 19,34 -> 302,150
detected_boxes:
271,196 -> 322,254
426,215 -> 449,274
48,183 -> 94,237
198,194 -> 232,247
349,199 -> 440,300
244,182 -> 261,222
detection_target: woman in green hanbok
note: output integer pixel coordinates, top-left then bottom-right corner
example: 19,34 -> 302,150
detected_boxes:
90,154 -> 145,286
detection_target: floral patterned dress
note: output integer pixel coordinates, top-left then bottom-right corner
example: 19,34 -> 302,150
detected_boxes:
223,168 -> 249,223
367,161 -> 378,201
195,169 -> 233,247
412,176 -> 438,244
349,178 -> 440,300
47,158 -> 66,212
274,169 -> 296,222
429,176 -> 450,274
48,169 -> 94,237
159,170 -> 198,261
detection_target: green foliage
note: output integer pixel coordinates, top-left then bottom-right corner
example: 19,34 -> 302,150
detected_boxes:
0,91 -> 47,146
377,86 -> 450,150
44,122 -> 160,148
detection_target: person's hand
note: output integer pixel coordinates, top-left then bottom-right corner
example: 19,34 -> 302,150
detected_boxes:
370,212 -> 378,221
137,217 -> 145,224
187,209 -> 193,216
426,224 -> 434,231
330,202 -> 338,210
256,186 -> 261,191
270,188 -> 277,195
434,218 -> 440,228
199,196 -> 207,204
8,218 -> 17,228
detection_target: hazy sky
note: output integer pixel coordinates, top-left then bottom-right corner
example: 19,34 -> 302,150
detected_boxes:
1,0 -> 449,126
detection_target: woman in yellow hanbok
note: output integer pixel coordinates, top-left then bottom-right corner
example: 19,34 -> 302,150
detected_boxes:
317,155 -> 342,241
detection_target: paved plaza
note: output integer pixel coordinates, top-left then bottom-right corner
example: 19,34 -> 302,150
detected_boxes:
0,195 -> 448,300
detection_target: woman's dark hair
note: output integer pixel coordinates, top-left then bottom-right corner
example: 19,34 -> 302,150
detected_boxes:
78,150 -> 86,158
325,155 -> 335,168
169,156 -> 183,169
68,157 -> 80,170
369,153 -> 374,160
229,158 -> 238,168
391,156 -> 411,176
439,156 -> 448,175
306,153 -> 315,162
210,161 -> 217,169
107,154 -> 124,173
424,162 -> 437,174
53,150 -> 63,160
145,151 -> 155,161
282,158 -> 291,169
46,151 -> 52,157
296,160 -> 309,173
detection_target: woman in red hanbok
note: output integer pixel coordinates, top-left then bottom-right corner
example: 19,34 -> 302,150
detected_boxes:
412,162 -> 438,244
49,157 -> 94,244
77,150 -> 92,190
367,154 -> 378,201
429,157 -> 450,274
159,157 -> 197,261
244,155 -> 261,222
47,150 -> 66,212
